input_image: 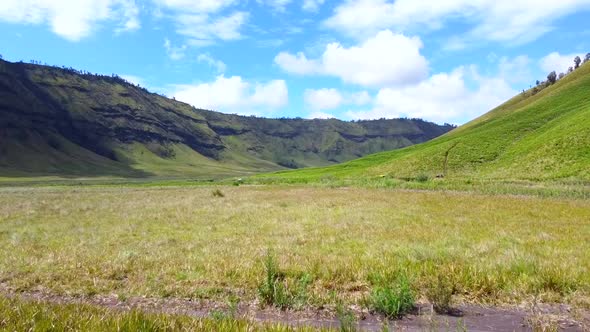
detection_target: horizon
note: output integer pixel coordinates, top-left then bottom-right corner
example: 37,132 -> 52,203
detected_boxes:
1,1 -> 589,125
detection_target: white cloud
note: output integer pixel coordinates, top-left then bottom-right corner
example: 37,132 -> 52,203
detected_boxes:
155,0 -> 247,46
303,0 -> 325,12
275,30 -> 428,87
350,91 -> 371,105
176,11 -> 248,46
497,55 -> 532,84
308,111 -> 335,119
324,0 -> 590,44
120,74 -> 145,86
172,76 -> 288,115
197,54 -> 227,73
0,0 -> 140,41
304,88 -> 372,111
304,89 -> 343,111
154,0 -> 236,13
346,66 -> 516,124
539,52 -> 584,74
257,0 -> 292,12
274,52 -> 321,75
164,38 -> 187,60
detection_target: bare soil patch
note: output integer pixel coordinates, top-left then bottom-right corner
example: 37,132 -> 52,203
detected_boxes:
1,284 -> 587,331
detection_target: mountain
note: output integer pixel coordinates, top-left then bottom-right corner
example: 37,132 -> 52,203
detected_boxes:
258,61 -> 590,182
0,59 -> 454,178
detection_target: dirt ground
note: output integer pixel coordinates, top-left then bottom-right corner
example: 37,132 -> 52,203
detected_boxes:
1,284 -> 588,331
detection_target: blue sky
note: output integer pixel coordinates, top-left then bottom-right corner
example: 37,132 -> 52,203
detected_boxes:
1,0 -> 589,124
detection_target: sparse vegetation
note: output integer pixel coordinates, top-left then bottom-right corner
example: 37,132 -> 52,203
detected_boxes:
257,250 -> 311,310
426,273 -> 457,314
0,297 -> 324,332
1,185 -> 588,311
335,302 -> 357,332
367,273 -> 415,318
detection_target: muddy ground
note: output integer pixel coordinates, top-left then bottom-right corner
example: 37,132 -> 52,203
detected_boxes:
1,284 -> 588,331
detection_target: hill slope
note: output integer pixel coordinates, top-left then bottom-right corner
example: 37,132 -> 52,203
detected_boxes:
259,62 -> 590,182
0,60 -> 453,178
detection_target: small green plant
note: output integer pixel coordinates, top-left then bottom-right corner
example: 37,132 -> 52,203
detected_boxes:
368,274 -> 415,319
257,250 -> 310,310
416,174 -> 430,183
257,250 -> 290,309
212,188 -> 225,197
425,273 -> 456,314
336,302 -> 357,332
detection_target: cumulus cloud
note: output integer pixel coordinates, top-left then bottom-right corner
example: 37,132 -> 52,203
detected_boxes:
0,0 -> 140,41
539,52 -> 584,74
155,0 -> 247,46
171,75 -> 288,115
275,30 -> 428,87
304,89 -> 343,111
346,66 -> 516,124
304,88 -> 372,111
120,74 -> 145,86
308,111 -> 336,119
324,0 -> 590,43
497,55 -> 532,84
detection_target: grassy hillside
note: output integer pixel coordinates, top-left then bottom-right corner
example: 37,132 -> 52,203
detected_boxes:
0,59 -> 453,179
257,62 -> 590,183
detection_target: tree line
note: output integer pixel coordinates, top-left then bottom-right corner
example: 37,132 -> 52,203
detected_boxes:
530,53 -> 590,95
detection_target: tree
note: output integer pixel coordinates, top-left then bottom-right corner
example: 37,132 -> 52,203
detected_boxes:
536,80 -> 540,86
568,66 -> 574,74
558,72 -> 565,80
585,53 -> 590,63
0,54 -> 3,60
547,71 -> 557,84
574,56 -> 581,69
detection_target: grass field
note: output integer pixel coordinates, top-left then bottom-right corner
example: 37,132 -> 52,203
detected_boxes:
1,185 -> 589,313
256,61 -> 590,184
0,296 -> 326,331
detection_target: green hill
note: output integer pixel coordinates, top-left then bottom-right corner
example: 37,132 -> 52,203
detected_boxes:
0,59 -> 453,179
258,62 -> 590,183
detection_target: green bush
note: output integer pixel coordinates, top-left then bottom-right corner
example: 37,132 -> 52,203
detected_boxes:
425,274 -> 456,314
368,274 -> 415,318
415,174 -> 430,183
212,189 -> 225,197
336,302 -> 357,332
257,251 -> 311,310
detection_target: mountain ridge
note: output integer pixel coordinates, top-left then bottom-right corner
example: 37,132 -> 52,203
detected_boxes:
256,61 -> 590,182
0,59 -> 454,178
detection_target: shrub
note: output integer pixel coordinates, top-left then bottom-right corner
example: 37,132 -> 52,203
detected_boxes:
368,274 -> 415,318
212,189 -> 224,198
425,274 -> 456,314
415,174 -> 430,183
257,251 -> 311,310
336,302 -> 357,332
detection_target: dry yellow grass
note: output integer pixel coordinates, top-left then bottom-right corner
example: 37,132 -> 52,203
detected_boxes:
0,185 -> 589,308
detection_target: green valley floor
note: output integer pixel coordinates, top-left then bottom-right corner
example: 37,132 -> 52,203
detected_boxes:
1,184 -> 589,330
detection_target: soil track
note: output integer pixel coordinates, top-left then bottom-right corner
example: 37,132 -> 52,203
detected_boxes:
1,284 -> 588,331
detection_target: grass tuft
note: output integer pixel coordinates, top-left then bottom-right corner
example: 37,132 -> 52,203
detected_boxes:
425,273 -> 456,314
257,250 -> 311,310
212,188 -> 225,197
368,273 -> 415,319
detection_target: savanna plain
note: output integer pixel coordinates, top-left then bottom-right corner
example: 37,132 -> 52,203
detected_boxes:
1,183 -> 589,331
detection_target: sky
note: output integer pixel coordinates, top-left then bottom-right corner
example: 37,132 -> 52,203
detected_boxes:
1,0 -> 589,124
